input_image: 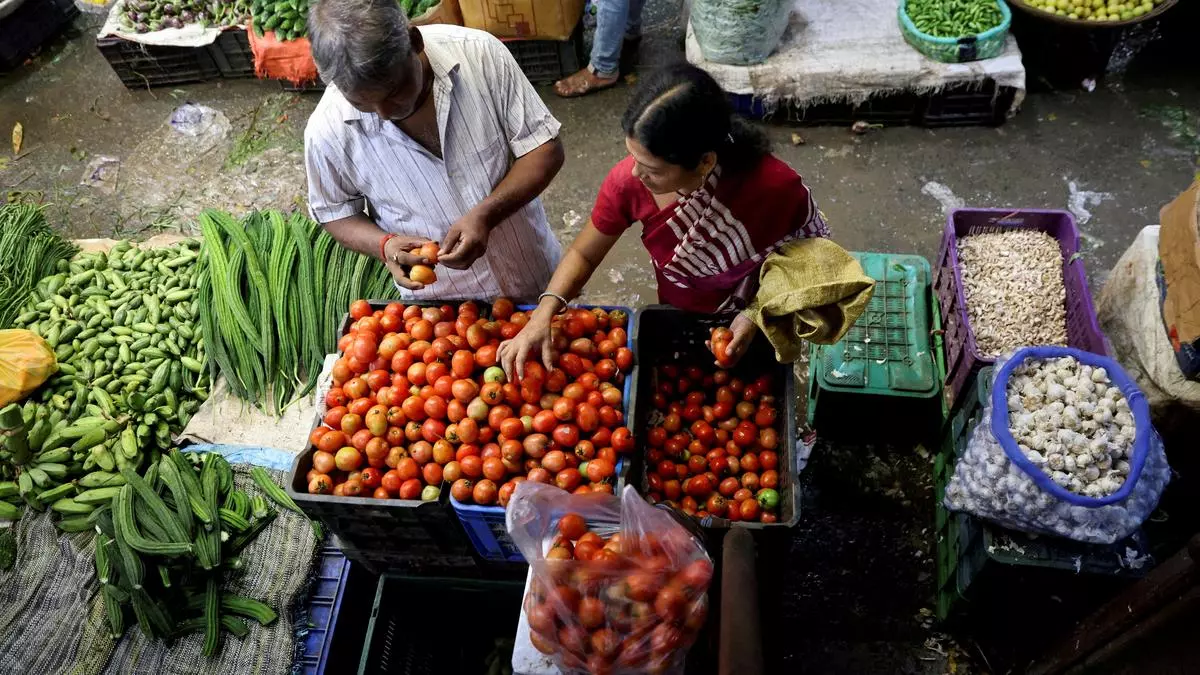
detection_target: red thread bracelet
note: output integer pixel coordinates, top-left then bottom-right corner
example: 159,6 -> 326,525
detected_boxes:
379,233 -> 397,262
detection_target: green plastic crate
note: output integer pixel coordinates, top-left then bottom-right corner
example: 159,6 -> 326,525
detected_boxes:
807,252 -> 942,435
934,367 -> 1153,621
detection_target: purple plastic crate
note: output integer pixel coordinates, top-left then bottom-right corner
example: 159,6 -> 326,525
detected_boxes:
933,208 -> 1107,411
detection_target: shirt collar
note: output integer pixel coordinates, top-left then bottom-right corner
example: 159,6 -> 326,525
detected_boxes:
338,38 -> 460,127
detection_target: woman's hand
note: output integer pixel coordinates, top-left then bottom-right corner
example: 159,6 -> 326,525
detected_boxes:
498,315 -> 555,381
707,313 -> 758,367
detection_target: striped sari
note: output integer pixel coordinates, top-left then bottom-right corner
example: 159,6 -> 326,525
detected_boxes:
592,154 -> 829,312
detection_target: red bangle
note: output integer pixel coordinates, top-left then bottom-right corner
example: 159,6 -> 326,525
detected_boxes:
379,233 -> 397,262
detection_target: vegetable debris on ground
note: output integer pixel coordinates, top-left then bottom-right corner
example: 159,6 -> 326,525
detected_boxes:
197,209 -> 400,415
5,240 -> 211,526
0,204 -> 78,330
906,0 -> 1004,38
957,230 -> 1068,357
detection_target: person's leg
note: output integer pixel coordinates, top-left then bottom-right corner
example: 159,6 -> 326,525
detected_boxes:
590,0 -> 630,77
619,0 -> 646,74
553,0 -> 625,97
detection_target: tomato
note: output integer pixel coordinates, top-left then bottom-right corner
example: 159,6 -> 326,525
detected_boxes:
309,450 -> 335,474
741,471 -> 761,492
611,427 -> 634,454
739,497 -> 761,521
475,344 -> 499,368
358,467 -> 383,490
395,478 -> 420,500
479,456 -> 504,481
394,457 -> 419,481
335,447 -> 362,472
316,430 -> 347,454
349,299 -> 372,320
364,437 -> 389,465
408,441 -> 432,465
552,424 -> 580,447
322,406 -> 348,430
586,458 -> 614,483
308,474 -> 333,494
523,433 -> 549,459
422,395 -> 447,420
419,461 -> 442,486
459,454 -> 483,478
421,418 -> 446,443
443,461 -> 463,483
740,452 -> 761,473
378,469 -> 402,494
733,420 -> 758,447
472,479 -> 498,505
498,416 -> 525,440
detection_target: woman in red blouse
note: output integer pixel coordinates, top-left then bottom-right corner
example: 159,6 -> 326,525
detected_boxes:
499,63 -> 829,379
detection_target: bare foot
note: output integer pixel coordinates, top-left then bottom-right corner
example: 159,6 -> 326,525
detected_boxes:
553,68 -> 619,98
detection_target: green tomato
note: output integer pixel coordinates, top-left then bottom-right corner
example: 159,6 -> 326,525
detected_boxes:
420,485 -> 440,501
756,488 -> 780,512
483,366 -> 506,384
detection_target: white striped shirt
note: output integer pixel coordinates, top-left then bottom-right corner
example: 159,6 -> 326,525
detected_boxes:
304,25 -> 563,302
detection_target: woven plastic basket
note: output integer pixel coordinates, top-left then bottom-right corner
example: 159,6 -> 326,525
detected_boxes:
898,0 -> 1012,63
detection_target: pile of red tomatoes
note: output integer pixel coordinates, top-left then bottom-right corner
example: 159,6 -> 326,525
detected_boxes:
304,299 -> 636,505
525,513 -> 712,673
643,364 -> 785,523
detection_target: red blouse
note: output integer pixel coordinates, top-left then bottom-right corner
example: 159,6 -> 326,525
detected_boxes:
590,154 -> 829,313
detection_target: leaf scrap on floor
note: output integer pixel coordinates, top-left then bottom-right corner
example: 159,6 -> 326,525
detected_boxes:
12,122 -> 22,155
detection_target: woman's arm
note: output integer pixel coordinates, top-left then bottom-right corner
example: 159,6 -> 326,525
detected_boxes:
498,221 -> 620,379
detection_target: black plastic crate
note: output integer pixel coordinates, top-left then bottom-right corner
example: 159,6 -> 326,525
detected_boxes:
628,305 -> 800,529
0,0 -> 80,71
209,28 -> 255,79
502,22 -> 583,85
731,79 -> 1017,128
97,35 -> 221,88
289,438 -> 479,576
358,575 -> 524,675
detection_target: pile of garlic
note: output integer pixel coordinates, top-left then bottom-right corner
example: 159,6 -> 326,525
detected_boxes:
958,230 -> 1068,357
1006,356 -> 1135,498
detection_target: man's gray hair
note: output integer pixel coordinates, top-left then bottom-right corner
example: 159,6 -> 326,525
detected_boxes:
309,0 -> 414,92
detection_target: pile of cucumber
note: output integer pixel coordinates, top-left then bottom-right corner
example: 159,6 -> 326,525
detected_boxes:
2,240 -> 210,526
92,451 -> 285,653
251,0 -> 309,41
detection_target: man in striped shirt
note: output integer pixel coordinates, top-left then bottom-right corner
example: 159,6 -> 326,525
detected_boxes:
303,0 -> 565,301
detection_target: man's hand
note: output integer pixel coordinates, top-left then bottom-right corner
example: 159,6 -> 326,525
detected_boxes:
384,235 -> 435,290
439,211 -> 491,269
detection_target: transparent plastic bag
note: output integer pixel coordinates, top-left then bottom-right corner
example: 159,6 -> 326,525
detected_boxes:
508,482 -> 712,674
944,346 -> 1170,544
0,330 -> 56,407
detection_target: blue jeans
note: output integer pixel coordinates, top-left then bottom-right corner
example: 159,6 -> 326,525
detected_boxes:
590,0 -> 646,77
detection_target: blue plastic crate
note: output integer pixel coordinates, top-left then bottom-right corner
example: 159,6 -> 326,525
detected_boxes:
296,545 -> 352,674
451,304 -> 637,563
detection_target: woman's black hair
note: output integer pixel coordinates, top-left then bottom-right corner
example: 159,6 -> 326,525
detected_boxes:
621,62 -> 770,173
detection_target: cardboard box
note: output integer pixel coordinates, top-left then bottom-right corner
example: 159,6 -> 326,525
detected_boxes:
458,0 -> 582,40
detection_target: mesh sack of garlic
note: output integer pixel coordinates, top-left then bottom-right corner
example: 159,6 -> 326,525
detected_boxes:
944,346 -> 1170,544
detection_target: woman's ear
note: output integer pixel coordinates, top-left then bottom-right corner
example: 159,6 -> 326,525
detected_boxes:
698,151 -> 718,177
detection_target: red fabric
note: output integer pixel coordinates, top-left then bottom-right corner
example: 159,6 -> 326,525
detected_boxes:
591,155 -> 829,312
247,23 -> 319,85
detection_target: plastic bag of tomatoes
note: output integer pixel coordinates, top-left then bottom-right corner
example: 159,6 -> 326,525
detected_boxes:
508,482 -> 712,674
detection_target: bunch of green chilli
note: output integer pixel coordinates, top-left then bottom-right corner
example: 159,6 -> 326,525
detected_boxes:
197,209 -> 400,415
0,204 -> 78,330
906,0 -> 1004,38
5,240 -> 210,525
91,452 -> 298,654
